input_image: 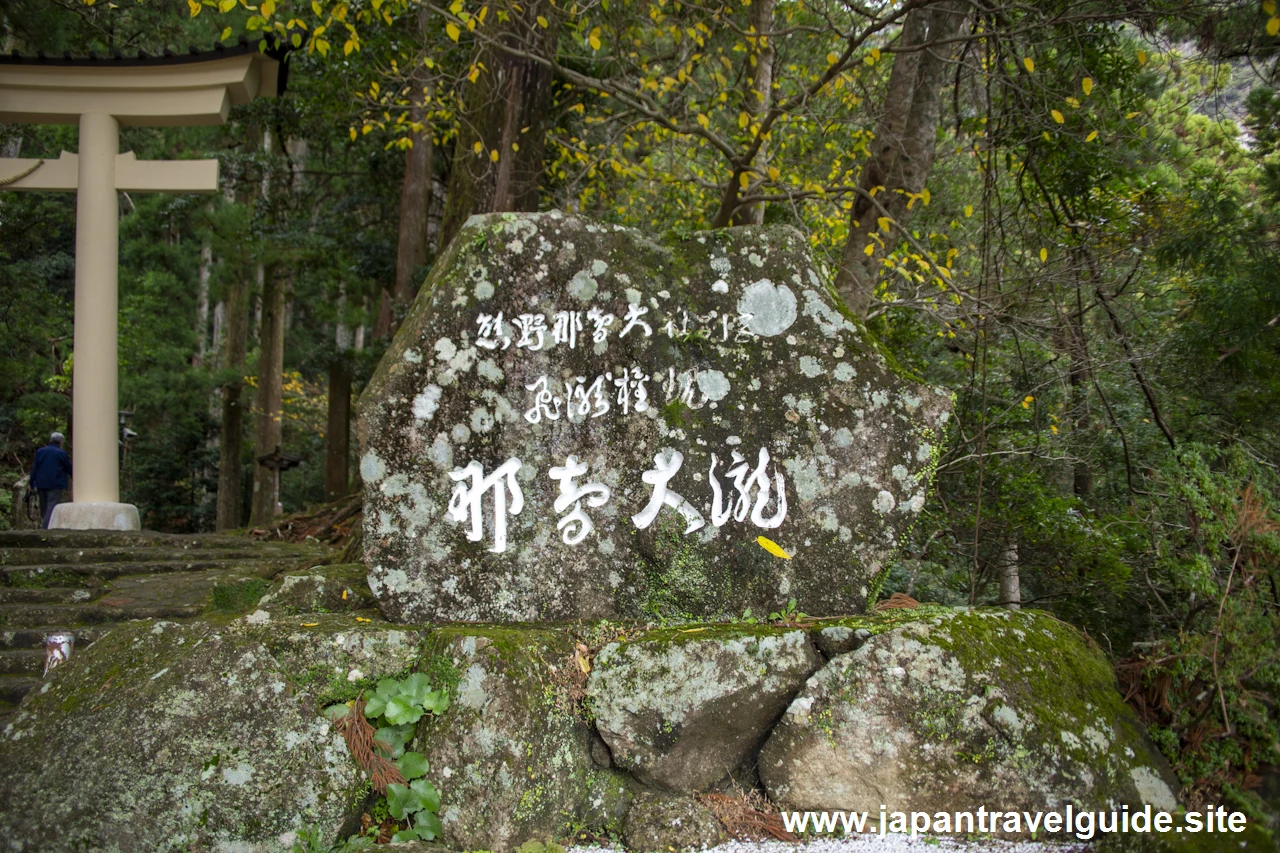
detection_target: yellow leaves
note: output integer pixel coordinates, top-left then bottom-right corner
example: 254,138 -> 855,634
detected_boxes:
446,21 -> 461,41
757,535 -> 791,560
473,140 -> 484,154
1039,247 -> 1048,262
964,204 -> 974,217
300,622 -> 319,627
1125,111 -> 1140,119
1269,16 -> 1280,36
467,63 -> 481,83
187,0 -> 200,16
536,14 -> 548,26
355,616 -> 372,623
863,242 -> 876,256
920,187 -> 930,206
588,27 -> 602,51
259,0 -> 275,16
221,26 -> 233,40
512,142 -> 519,152
1065,97 -> 1081,109
1051,109 -> 1065,124
1267,0 -> 1277,14
342,589 -> 349,600
1021,395 -> 1034,409
1137,50 -> 1147,66
696,113 -> 710,129
738,111 -> 750,129
312,0 -> 323,14
1081,77 -> 1093,96
349,127 -> 357,141
343,38 -> 357,55
574,643 -> 592,674
738,171 -> 750,188
861,47 -> 880,66
1050,424 -> 1059,435
877,216 -> 892,233
1085,130 -> 1098,142
767,165 -> 780,181
1022,56 -> 1035,73
826,52 -> 839,66
490,148 -> 500,162
217,0 -> 235,11
477,5 -> 488,23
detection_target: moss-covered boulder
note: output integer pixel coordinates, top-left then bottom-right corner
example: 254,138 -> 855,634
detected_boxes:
621,793 -> 726,852
417,626 -> 631,852
759,609 -> 1179,816
0,618 -> 375,853
358,210 -> 949,624
587,625 -> 820,791
258,562 -> 378,614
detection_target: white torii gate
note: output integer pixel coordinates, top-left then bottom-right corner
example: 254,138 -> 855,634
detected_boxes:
0,44 -> 280,530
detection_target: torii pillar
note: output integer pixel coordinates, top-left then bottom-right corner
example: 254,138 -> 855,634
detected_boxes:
0,44 -> 280,530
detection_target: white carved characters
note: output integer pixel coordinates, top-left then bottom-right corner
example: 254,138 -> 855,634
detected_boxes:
548,456 -> 611,545
631,449 -> 707,534
709,447 -> 787,529
447,458 -> 524,553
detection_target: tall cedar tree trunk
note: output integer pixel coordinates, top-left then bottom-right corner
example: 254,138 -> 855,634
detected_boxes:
437,0 -> 558,252
730,0 -> 775,226
195,240 -> 212,367
834,1 -> 967,319
998,543 -> 1021,609
326,359 -> 351,500
249,265 -> 288,524
326,286 -> 353,500
215,273 -> 249,530
375,70 -> 436,339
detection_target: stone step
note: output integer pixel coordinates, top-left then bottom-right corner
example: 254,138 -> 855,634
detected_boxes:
0,625 -> 114,650
0,530 -> 288,551
0,650 -> 44,676
0,699 -> 18,730
0,675 -> 39,705
0,603 -> 203,629
0,586 -> 99,605
1,557 -> 305,586
0,546 -> 305,568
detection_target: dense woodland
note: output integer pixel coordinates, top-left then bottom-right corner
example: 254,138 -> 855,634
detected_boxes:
2,0 -> 1280,821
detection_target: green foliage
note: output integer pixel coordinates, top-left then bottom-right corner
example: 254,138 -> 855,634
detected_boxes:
289,825 -> 375,853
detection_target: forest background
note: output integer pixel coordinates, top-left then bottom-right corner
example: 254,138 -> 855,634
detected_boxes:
2,0 -> 1280,825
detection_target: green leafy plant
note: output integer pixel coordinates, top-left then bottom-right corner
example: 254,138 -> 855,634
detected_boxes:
516,839 -> 567,853
323,672 -> 450,843
768,597 -> 809,625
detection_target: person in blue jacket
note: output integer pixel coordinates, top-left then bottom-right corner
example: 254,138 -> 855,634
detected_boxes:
30,432 -> 73,529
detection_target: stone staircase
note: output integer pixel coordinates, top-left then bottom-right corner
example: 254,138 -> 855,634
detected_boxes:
0,529 -> 329,726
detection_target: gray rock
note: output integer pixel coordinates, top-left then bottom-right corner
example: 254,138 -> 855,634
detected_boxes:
812,624 -> 872,657
358,211 -> 949,624
622,793 -> 726,853
418,626 -> 631,852
759,609 -> 1181,815
588,626 -> 820,791
0,619 -> 365,853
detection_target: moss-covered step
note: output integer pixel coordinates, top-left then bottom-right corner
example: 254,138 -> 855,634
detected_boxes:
358,210 -> 950,624
759,608 -> 1179,816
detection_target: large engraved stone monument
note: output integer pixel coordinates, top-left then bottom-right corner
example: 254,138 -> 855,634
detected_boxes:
358,212 -> 949,623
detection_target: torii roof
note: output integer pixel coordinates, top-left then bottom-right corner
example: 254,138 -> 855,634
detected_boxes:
0,38 -> 285,126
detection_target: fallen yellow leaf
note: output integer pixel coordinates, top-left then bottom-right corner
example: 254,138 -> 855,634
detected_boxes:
758,536 -> 791,560
301,622 -> 319,627
1023,57 -> 1035,73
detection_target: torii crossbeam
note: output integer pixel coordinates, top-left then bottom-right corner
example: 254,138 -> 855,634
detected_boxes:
0,43 -> 281,530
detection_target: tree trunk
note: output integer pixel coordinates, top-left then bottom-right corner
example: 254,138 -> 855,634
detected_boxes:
437,1 -> 558,252
194,240 -> 212,367
731,0 -> 776,227
215,275 -> 249,531
998,543 -> 1021,610
1066,294 -> 1093,497
325,359 -> 351,501
249,267 -> 288,525
834,1 -> 967,319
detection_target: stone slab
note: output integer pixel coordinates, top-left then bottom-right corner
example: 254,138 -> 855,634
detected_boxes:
49,501 -> 140,531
